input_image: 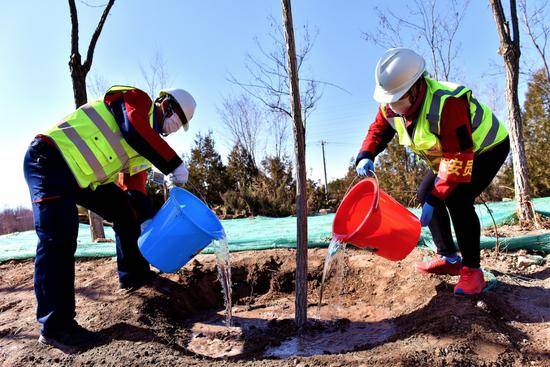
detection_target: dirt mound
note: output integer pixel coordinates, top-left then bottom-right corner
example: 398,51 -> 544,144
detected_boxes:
0,248 -> 548,366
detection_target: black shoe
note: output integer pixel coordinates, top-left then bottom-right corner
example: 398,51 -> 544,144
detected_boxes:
38,322 -> 97,351
119,270 -> 158,291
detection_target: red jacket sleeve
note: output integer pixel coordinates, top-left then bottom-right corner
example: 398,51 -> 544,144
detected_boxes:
356,107 -> 396,165
105,89 -> 183,175
430,97 -> 474,201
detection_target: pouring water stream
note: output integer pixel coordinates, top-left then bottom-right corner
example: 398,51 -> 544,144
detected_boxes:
186,182 -> 233,326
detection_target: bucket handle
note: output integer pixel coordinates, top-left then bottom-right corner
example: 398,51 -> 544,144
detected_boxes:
369,170 -> 380,210
346,170 -> 380,210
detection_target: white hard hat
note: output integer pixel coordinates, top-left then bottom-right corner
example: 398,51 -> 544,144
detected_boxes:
373,48 -> 426,104
159,88 -> 197,131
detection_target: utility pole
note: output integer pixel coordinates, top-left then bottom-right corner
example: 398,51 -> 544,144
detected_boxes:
320,140 -> 329,197
281,0 -> 308,328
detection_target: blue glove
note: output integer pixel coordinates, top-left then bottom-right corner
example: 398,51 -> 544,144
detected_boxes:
420,202 -> 434,227
356,158 -> 375,177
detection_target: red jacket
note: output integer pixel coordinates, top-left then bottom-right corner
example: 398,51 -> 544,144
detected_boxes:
104,88 -> 181,194
357,79 -> 474,203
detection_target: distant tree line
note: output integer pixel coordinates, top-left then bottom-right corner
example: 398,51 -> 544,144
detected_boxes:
2,73 -> 547,233
146,132 -> 328,219
0,207 -> 34,235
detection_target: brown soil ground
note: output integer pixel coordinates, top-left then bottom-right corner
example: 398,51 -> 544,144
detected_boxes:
0,247 -> 548,367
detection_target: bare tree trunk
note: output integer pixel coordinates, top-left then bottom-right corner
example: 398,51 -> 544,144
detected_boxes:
68,0 -> 116,240
504,58 -> 534,223
281,0 -> 308,328
489,0 -> 534,224
69,69 -> 90,113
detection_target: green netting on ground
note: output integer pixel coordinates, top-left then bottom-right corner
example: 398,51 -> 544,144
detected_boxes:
418,197 -> 550,253
1,197 -> 549,262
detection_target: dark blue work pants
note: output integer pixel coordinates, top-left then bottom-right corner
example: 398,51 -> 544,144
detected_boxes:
23,137 -> 151,334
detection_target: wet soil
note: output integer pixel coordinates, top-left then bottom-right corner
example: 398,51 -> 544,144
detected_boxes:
0,247 -> 548,366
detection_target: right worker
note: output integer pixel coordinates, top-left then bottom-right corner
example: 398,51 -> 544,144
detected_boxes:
356,48 -> 510,296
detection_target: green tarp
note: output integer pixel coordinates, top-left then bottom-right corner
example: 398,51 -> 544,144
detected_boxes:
1,197 -> 549,262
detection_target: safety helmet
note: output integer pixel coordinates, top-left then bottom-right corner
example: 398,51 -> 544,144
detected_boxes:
373,48 -> 426,104
159,88 -> 197,131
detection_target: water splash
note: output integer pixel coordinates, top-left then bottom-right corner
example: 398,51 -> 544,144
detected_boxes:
212,234 -> 233,326
317,238 -> 348,318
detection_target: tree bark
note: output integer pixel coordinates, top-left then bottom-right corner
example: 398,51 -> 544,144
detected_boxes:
70,70 -> 88,107
68,0 -> 116,241
281,0 -> 308,328
489,0 -> 534,223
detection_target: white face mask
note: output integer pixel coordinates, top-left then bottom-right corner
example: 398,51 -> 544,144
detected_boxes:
161,114 -> 183,135
389,98 -> 412,115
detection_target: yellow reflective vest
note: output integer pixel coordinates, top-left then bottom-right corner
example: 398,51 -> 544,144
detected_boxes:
381,77 -> 509,172
44,86 -> 153,189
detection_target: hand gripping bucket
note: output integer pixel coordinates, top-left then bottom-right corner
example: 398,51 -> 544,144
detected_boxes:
332,177 -> 421,261
138,187 -> 225,273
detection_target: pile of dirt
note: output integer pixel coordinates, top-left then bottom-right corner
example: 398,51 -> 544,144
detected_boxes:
0,247 -> 548,366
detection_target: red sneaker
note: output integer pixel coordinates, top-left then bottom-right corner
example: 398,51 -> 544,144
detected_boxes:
415,255 -> 462,276
454,267 -> 486,296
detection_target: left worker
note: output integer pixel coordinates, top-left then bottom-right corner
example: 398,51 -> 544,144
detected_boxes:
23,85 -> 196,350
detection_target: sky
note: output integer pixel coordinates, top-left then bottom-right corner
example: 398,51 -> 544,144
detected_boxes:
0,0 -> 544,208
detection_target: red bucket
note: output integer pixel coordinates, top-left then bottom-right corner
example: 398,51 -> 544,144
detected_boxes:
332,177 -> 421,261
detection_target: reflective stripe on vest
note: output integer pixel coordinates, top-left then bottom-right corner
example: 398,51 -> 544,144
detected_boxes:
58,120 -> 107,181
470,97 -> 484,130
426,86 -> 467,135
480,113 -> 501,150
81,104 -> 129,165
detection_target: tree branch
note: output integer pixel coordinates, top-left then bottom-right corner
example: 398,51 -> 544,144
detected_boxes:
83,0 -> 115,72
68,0 -> 80,59
364,0 -> 469,81
519,0 -> 550,79
78,0 -> 108,7
490,0 -> 512,48
510,0 -> 521,49
227,73 -> 292,117
302,78 -> 351,94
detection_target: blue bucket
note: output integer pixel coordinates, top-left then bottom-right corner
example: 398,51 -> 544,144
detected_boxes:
138,187 -> 225,273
